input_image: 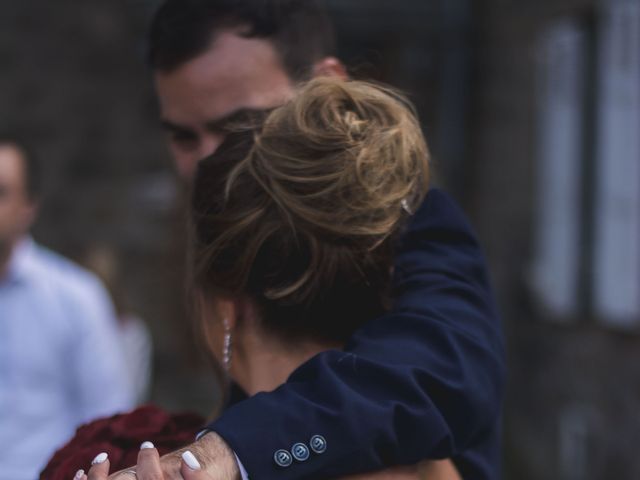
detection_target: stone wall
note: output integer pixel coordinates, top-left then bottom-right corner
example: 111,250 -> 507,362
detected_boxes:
470,0 -> 640,478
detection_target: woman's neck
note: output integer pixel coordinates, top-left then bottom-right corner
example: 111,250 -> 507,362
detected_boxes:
230,327 -> 340,396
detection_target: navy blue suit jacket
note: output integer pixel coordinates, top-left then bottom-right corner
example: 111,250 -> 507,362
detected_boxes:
209,189 -> 505,479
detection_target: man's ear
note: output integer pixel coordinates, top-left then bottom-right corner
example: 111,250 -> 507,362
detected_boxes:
312,57 -> 348,80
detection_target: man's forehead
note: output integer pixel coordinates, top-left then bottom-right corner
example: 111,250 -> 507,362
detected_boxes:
154,30 -> 294,128
188,30 -> 286,79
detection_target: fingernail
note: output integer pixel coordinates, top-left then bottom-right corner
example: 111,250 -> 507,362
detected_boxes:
140,441 -> 155,450
74,470 -> 85,480
92,452 -> 108,465
182,450 -> 201,471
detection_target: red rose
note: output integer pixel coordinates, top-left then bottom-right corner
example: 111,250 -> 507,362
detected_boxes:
40,405 -> 206,480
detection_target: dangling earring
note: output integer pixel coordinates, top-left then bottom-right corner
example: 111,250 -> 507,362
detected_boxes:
222,318 -> 232,372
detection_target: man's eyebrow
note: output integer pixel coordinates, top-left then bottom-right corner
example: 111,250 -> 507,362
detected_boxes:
205,108 -> 272,131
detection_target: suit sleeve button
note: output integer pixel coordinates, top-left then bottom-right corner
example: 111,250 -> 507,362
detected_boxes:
291,443 -> 310,462
274,449 -> 293,468
310,435 -> 327,454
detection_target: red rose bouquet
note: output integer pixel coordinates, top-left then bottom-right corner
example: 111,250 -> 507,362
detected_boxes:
40,405 -> 206,480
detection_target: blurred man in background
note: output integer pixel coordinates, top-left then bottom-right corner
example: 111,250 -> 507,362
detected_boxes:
0,137 -> 134,480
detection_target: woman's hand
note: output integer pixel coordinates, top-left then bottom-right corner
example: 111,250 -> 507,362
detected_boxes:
73,434 -> 240,480
71,451 -> 112,480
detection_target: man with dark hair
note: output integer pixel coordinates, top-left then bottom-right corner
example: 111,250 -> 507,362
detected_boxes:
120,1 -> 505,479
148,0 -> 336,80
0,138 -> 134,479
149,0 -> 345,180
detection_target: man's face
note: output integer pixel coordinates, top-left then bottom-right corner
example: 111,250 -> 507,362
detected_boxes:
154,30 -> 296,180
0,145 -> 35,252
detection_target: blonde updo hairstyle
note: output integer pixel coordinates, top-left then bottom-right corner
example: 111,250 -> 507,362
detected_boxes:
192,77 -> 429,342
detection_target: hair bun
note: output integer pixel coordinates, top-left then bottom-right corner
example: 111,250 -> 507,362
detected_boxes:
193,77 -> 430,309
343,110 -> 367,139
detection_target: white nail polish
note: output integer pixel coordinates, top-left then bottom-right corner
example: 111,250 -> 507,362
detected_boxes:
140,441 -> 155,450
182,451 -> 201,471
74,469 -> 85,479
92,452 -> 108,465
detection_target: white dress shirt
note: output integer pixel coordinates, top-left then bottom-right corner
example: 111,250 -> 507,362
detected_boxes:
0,238 -> 134,480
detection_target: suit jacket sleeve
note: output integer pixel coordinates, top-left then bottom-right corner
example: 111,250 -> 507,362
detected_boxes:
208,188 -> 506,479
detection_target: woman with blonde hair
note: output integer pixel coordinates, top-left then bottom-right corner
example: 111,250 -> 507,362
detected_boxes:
85,77 -> 463,480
